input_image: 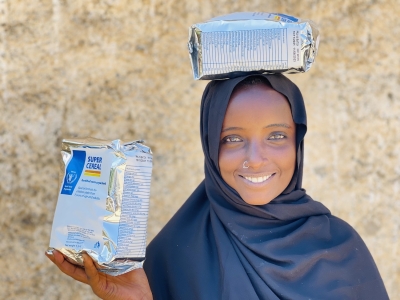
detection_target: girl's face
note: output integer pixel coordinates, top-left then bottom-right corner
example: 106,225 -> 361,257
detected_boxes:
218,84 -> 296,205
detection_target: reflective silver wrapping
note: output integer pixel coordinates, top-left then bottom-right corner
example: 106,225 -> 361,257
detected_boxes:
47,138 -> 152,276
188,12 -> 320,80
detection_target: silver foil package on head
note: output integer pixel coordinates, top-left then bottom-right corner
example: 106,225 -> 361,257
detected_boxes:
47,138 -> 153,276
188,12 -> 320,80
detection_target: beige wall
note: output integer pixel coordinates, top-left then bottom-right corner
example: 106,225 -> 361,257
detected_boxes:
0,1 -> 399,299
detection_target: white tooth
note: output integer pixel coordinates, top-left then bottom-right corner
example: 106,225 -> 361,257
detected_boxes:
244,175 -> 273,183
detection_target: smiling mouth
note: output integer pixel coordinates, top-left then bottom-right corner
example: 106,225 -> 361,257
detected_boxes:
240,174 -> 275,183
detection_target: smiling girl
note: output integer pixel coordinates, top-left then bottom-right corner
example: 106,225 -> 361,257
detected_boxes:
47,74 -> 388,300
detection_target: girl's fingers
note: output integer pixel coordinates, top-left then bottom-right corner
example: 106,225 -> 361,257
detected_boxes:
82,253 -> 101,286
45,252 -> 55,263
46,251 -> 153,300
46,250 -> 89,284
82,253 -> 112,298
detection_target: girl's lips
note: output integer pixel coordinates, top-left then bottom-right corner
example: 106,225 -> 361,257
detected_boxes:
239,173 -> 276,184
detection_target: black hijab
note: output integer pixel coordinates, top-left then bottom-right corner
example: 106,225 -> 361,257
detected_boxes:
144,74 -> 388,300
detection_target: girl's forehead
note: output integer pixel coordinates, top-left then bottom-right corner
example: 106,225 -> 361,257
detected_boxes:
222,85 -> 294,128
227,85 -> 291,113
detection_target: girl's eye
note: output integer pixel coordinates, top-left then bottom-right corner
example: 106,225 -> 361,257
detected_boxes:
269,134 -> 285,140
222,136 -> 242,143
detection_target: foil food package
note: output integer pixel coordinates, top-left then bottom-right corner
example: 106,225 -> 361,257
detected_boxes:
188,12 -> 320,80
47,138 -> 152,276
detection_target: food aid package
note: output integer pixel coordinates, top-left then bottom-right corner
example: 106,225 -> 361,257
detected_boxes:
188,12 -> 320,80
47,138 -> 152,276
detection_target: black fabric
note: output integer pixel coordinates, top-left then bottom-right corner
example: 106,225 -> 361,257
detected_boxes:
144,74 -> 388,300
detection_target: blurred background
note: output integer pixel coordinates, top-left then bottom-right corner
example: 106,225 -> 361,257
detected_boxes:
0,0 -> 399,299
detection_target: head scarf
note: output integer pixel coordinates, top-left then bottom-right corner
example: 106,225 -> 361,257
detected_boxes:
144,74 -> 388,300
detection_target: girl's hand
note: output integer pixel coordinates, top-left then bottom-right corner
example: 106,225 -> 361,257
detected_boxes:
45,250 -> 153,300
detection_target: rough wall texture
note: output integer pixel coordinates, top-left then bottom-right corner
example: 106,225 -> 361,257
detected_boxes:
0,0 -> 398,299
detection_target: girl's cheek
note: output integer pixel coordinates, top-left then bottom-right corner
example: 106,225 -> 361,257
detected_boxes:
222,149 -> 244,164
219,148 -> 243,170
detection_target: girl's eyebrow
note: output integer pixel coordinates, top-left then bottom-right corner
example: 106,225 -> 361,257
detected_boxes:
221,123 -> 291,133
221,123 -> 292,133
265,123 -> 291,129
221,126 -> 243,133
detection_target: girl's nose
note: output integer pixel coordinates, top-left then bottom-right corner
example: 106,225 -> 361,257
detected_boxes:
246,140 -> 267,169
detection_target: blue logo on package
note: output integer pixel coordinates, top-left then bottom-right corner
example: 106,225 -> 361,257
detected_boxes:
275,13 -> 299,23
61,150 -> 86,195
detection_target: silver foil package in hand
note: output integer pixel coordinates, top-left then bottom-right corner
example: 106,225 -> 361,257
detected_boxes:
47,138 -> 152,276
188,12 -> 320,80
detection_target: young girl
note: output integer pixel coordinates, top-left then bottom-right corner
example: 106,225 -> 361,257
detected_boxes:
47,74 -> 388,299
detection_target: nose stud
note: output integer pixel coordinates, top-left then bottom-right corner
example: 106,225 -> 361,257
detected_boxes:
243,161 -> 249,169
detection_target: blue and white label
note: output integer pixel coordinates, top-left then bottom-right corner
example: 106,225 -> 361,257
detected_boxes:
61,150 -> 86,195
50,147 -> 114,254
